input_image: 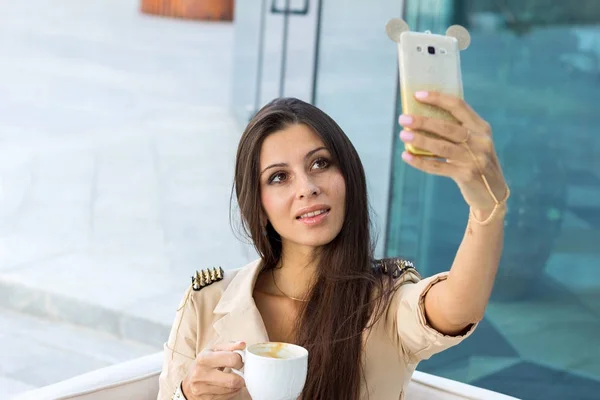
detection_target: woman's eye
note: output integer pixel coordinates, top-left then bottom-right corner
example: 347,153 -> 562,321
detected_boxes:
269,172 -> 287,184
312,158 -> 330,170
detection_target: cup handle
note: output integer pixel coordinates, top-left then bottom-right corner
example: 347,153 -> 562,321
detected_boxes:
231,349 -> 246,378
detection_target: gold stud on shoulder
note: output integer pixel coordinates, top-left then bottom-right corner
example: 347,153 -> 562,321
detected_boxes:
374,258 -> 418,279
203,269 -> 212,285
192,267 -> 225,291
391,258 -> 417,278
191,274 -> 200,290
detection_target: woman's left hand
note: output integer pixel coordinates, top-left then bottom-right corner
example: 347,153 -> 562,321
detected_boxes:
398,91 -> 509,219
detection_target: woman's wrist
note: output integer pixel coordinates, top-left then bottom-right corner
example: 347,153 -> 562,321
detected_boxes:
173,380 -> 189,400
470,203 -> 507,225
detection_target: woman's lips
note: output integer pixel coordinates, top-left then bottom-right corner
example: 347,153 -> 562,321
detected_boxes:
297,209 -> 330,225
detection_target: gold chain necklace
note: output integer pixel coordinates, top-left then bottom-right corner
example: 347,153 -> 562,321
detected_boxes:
271,269 -> 308,302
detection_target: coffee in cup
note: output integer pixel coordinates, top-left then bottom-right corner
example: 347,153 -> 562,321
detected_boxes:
233,342 -> 308,400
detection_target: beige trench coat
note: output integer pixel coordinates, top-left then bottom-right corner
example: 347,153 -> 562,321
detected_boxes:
157,259 -> 477,400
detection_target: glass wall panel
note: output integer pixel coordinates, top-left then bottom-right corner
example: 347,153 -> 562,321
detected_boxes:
231,0 -> 264,122
232,0 -> 320,123
314,0 -> 404,256
387,1 -> 600,398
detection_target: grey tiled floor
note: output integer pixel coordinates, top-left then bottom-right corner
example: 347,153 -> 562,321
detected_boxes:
0,308 -> 157,399
0,0 -> 256,397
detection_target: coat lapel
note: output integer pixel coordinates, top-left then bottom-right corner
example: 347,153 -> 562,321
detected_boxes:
212,259 -> 270,345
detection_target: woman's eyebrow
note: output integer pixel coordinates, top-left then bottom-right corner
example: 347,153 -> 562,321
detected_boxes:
260,146 -> 328,176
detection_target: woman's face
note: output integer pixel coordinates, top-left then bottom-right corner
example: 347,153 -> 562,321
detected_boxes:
259,123 -> 346,250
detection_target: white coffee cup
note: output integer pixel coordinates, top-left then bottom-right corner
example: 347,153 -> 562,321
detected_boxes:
232,342 -> 308,400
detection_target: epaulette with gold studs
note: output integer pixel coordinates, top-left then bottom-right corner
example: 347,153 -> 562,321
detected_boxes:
372,258 -> 420,279
191,267 -> 224,291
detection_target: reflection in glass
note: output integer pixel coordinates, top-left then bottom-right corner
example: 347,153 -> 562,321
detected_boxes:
387,1 -> 600,398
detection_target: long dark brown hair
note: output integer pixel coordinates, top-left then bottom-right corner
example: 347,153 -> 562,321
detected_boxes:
232,97 -> 395,399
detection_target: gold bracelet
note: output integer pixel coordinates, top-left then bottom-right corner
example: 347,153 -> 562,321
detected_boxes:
172,381 -> 188,400
469,201 -> 508,225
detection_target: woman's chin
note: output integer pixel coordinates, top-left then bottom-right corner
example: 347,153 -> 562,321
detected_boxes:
287,231 -> 340,248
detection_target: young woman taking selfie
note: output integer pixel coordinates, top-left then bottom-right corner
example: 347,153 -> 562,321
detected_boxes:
158,93 -> 510,400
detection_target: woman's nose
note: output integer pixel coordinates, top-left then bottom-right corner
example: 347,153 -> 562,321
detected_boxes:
296,176 -> 321,199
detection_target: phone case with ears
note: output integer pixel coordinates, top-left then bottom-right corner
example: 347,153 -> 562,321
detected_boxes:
398,31 -> 464,157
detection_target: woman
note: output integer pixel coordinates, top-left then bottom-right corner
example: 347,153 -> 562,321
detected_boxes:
158,91 -> 510,400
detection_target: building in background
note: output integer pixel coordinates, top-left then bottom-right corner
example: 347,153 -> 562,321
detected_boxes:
232,1 -> 600,398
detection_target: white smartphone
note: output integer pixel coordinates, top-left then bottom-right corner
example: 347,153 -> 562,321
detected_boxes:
398,31 -> 464,156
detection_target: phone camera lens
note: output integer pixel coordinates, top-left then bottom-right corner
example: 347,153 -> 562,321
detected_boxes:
428,46 -> 436,55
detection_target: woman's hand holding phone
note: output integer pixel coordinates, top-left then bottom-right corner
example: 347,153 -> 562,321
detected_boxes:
398,91 -> 509,222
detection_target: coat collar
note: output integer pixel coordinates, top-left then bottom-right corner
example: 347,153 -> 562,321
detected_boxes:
212,258 -> 270,345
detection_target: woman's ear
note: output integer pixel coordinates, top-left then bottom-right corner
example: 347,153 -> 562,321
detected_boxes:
260,217 -> 269,237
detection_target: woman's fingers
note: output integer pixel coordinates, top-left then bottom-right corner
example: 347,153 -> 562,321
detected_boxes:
200,350 -> 244,370
186,367 -> 245,398
194,382 -> 242,397
413,91 -> 488,128
399,114 -> 467,144
401,151 -> 463,179
400,130 -> 467,161
203,369 -> 246,391
201,341 -> 245,369
211,341 -> 246,352
187,384 -> 242,400
184,342 -> 248,400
